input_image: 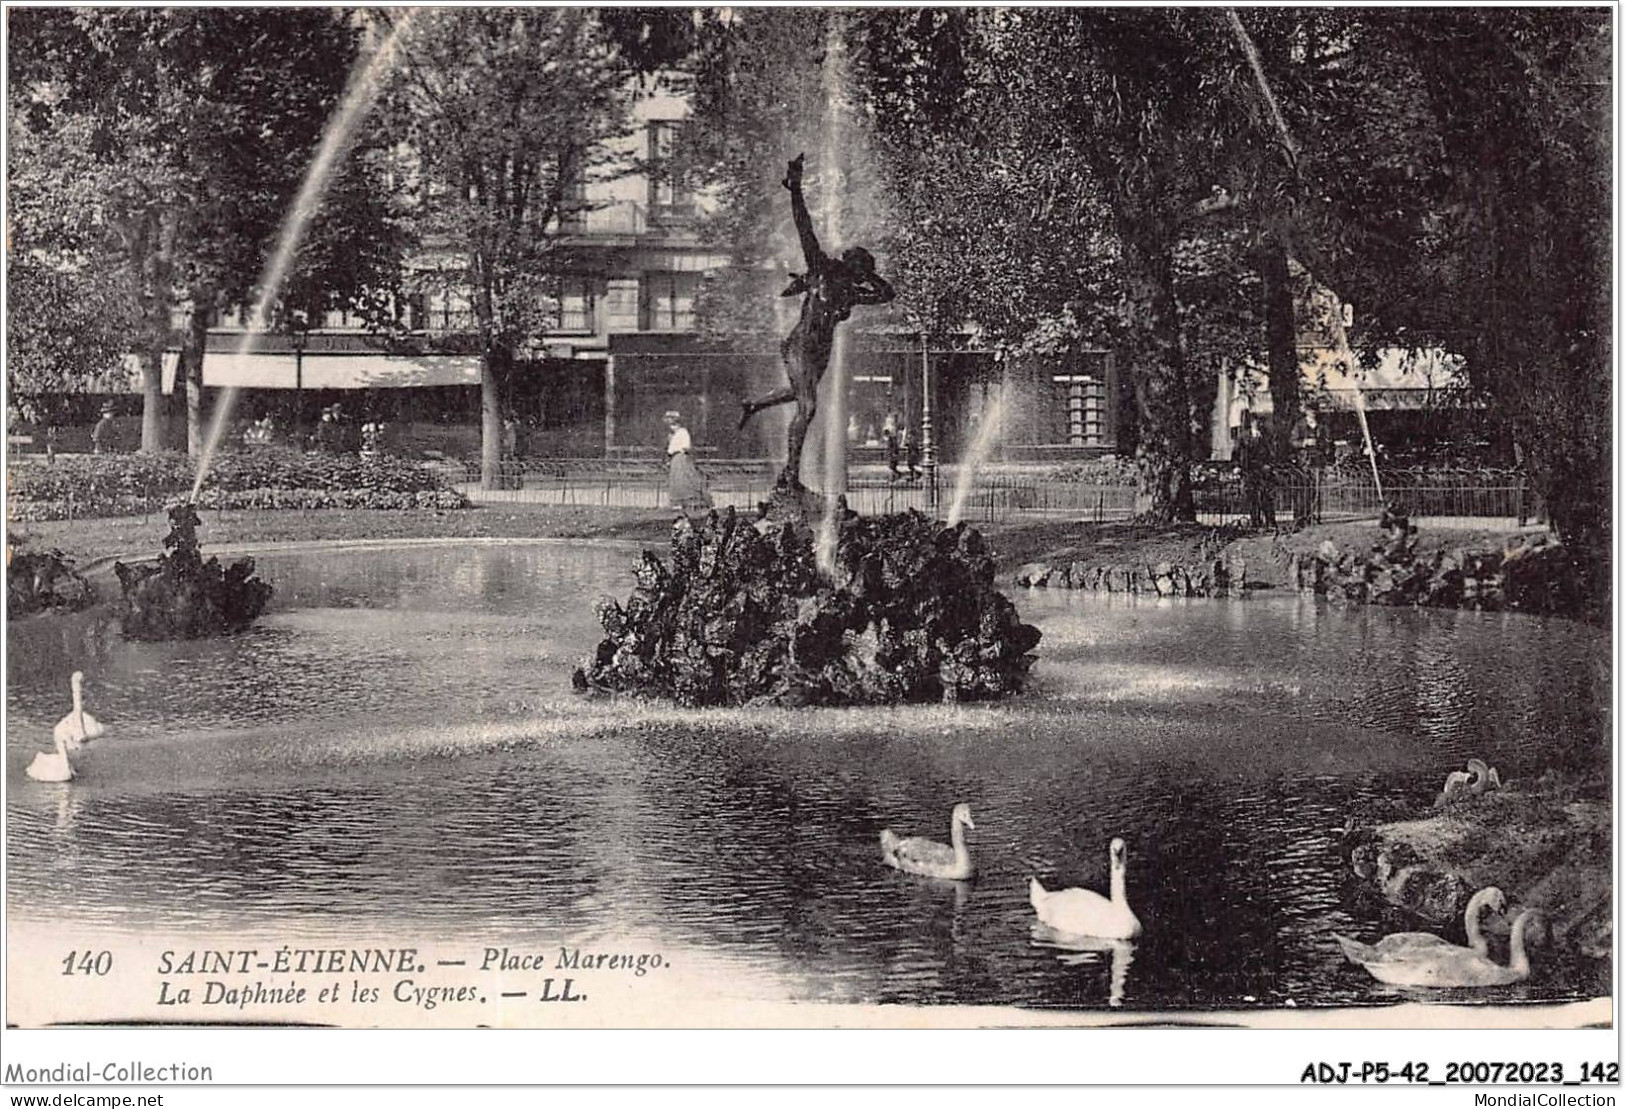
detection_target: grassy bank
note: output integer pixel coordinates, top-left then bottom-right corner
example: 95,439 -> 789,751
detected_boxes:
9,504 -> 676,569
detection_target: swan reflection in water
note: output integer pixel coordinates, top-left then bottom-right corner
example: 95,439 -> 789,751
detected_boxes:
1030,922 -> 1135,1008
53,790 -> 83,833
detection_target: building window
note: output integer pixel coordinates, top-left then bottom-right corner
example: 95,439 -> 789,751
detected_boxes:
404,293 -> 428,332
420,289 -> 472,332
641,272 -> 697,331
557,277 -> 597,332
322,304 -> 367,331
851,374 -> 894,447
646,120 -> 692,220
1052,374 -> 1106,446
604,279 -> 640,332
559,155 -> 588,232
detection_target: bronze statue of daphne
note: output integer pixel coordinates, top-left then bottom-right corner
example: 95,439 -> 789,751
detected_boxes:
739,154 -> 895,492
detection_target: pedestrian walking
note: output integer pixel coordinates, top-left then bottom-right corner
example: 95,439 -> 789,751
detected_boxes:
664,410 -> 713,517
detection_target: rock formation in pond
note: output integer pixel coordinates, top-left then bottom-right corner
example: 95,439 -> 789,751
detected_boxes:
1340,776 -> 1612,965
7,542 -> 94,617
114,502 -> 272,640
573,506 -> 1041,707
1289,507 -> 1584,614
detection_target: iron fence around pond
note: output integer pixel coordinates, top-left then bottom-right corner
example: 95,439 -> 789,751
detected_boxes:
449,458 -> 1532,528
928,464 -> 1531,528
1218,465 -> 1533,528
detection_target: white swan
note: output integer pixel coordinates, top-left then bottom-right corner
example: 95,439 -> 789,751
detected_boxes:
1343,908 -> 1540,988
1468,758 -> 1504,794
27,729 -> 78,783
880,803 -> 975,880
1436,758 -> 1502,807
55,671 -> 104,748
1435,768 -> 1473,806
29,672 -> 103,783
1029,837 -> 1142,940
1335,886 -> 1506,966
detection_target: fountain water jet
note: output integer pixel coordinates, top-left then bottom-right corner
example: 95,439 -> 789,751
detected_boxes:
190,13 -> 418,502
947,392 -> 1007,527
814,20 -> 850,578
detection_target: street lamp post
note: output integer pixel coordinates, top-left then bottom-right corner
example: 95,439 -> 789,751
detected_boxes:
920,332 -> 937,509
289,311 -> 309,440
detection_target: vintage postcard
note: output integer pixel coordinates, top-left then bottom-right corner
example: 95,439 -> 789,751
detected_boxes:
3,2 -> 1614,1088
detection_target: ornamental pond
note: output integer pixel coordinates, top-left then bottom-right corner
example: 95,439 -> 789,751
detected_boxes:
6,539 -> 1609,1013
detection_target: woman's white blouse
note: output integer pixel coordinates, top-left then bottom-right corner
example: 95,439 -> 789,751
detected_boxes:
667,427 -> 692,455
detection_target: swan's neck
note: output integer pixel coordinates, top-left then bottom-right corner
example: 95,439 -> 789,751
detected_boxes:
1506,916 -> 1532,975
1465,898 -> 1491,951
949,819 -> 969,862
54,729 -> 72,760
72,681 -> 85,734
1110,863 -> 1128,905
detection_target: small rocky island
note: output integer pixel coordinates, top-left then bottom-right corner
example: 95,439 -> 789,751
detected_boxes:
574,506 -> 1041,707
114,502 -> 273,640
1342,769 -> 1611,967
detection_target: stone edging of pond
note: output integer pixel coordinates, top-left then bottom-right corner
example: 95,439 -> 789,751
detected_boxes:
1013,554 -> 1258,597
1010,522 -> 1584,617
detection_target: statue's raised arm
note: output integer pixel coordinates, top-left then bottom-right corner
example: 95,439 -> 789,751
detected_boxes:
783,154 -> 825,272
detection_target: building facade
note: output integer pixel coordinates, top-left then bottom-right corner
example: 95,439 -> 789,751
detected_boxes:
41,78 -> 1123,465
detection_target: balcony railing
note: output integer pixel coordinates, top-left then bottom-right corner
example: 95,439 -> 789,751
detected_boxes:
558,199 -> 697,238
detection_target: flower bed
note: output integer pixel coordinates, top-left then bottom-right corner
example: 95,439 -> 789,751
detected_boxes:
1042,456 -> 1140,484
8,448 -> 470,519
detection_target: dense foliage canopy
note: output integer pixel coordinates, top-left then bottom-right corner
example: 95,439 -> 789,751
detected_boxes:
8,9 -> 1608,596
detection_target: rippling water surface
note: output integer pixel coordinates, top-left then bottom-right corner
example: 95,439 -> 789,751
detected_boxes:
6,540 -> 1609,1012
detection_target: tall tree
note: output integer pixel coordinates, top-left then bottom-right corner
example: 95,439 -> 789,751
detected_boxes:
9,8 -> 398,454
849,9 -> 1249,519
7,103 -> 140,425
380,9 -> 632,488
683,8 -> 1123,448
1364,10 -> 1610,599
1222,8 -> 1609,596
852,9 -> 1121,349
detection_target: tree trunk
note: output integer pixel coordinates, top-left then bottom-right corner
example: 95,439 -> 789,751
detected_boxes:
139,346 -> 166,453
1259,238 -> 1300,461
132,211 -> 177,455
480,345 -> 507,490
182,292 -> 212,457
1122,235 -> 1197,523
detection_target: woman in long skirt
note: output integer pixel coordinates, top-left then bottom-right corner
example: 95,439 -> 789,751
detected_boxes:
663,411 -> 712,516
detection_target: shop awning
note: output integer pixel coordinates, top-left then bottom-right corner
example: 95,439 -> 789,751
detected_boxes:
1228,347 -> 1469,416
1316,387 -> 1472,411
202,352 -> 481,390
